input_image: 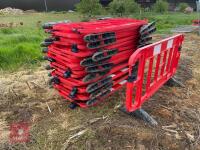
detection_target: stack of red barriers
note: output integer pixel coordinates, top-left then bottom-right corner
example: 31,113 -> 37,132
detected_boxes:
41,18 -> 156,108
192,19 -> 200,26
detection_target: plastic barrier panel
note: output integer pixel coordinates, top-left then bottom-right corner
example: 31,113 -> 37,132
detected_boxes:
126,34 -> 184,112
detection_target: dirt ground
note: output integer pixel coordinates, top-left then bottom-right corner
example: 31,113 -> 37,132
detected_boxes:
0,33 -> 200,150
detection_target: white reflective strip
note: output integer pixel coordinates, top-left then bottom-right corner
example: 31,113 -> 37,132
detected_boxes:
167,39 -> 174,49
121,68 -> 128,72
153,44 -> 161,56
119,80 -> 127,85
110,74 -> 116,77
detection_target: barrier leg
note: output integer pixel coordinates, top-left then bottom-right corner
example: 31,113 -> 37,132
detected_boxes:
69,102 -> 78,109
119,107 -> 158,126
165,77 -> 185,87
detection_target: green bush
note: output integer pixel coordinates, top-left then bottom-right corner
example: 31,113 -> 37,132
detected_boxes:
109,0 -> 125,16
109,0 -> 141,16
75,0 -> 103,16
153,0 -> 169,13
125,0 -> 141,13
178,3 -> 189,12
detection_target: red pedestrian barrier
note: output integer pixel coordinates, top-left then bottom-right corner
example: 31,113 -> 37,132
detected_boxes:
192,19 -> 200,26
125,34 -> 184,112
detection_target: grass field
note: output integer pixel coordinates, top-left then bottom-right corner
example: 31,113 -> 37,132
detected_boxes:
0,12 -> 199,71
1,12 -> 200,149
133,12 -> 199,33
0,12 -> 80,71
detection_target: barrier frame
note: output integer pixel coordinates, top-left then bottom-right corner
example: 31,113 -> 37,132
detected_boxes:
125,34 -> 184,112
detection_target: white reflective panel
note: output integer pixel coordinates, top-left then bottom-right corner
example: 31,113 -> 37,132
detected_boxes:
153,44 -> 161,56
167,39 -> 174,49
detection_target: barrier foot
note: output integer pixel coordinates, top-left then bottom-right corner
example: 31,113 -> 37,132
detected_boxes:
120,107 -> 158,126
68,102 -> 78,109
165,77 -> 185,87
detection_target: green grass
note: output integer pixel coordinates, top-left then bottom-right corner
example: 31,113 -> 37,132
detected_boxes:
0,12 -> 199,71
0,12 -> 80,71
132,12 -> 200,33
0,29 -> 43,70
